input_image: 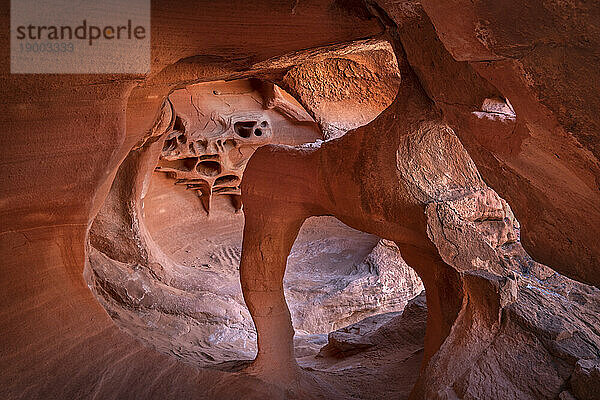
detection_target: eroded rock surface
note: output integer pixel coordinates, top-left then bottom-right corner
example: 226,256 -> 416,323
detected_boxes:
156,80 -> 320,213
238,32 -> 600,399
2,1 -> 600,399
86,75 -> 423,368
287,238 -> 423,334
282,40 -> 400,139
378,0 -> 600,286
316,263 -> 600,400
88,192 -> 425,366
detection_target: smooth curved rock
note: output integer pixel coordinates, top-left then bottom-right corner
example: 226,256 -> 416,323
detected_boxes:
2,1 -> 600,399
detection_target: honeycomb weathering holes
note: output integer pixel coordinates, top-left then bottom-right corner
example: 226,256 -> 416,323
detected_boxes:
159,157 -> 197,172
234,121 -> 256,138
155,83 -> 282,214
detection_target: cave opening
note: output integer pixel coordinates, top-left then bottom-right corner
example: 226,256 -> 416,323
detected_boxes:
5,2 -> 600,400
82,38 -> 438,387
79,32 -> 600,400
85,70 -> 428,373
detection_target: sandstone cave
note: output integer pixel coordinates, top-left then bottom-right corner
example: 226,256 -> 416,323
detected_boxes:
2,1 -> 600,400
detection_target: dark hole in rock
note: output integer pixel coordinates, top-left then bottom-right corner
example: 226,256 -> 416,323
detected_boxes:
254,129 -> 263,136
213,186 -> 239,193
234,121 -> 256,138
214,175 -> 240,186
199,154 -> 219,161
173,116 -> 185,132
197,139 -> 208,152
196,160 -> 221,176
162,137 -> 177,152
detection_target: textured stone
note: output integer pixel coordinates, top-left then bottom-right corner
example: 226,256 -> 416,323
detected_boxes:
85,74 -> 422,368
570,359 -> 600,400
156,80 -> 320,213
2,1 -> 600,399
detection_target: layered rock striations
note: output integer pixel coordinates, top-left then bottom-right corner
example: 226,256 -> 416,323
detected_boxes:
1,1 -> 600,399
86,76 -> 423,368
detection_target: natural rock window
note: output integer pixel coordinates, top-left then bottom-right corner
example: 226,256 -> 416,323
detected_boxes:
85,68 -> 426,369
6,2 -> 600,400
80,34 -> 600,400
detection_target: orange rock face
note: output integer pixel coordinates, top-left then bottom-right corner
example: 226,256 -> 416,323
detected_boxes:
1,1 -> 600,400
